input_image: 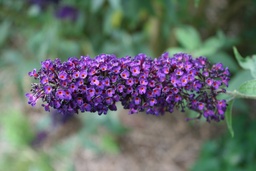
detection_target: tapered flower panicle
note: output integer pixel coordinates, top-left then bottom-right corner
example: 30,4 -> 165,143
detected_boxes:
26,53 -> 230,122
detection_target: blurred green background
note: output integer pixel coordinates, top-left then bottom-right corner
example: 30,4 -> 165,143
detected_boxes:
0,0 -> 256,170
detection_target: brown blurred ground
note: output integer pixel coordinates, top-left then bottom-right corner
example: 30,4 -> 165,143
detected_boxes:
42,109 -> 224,171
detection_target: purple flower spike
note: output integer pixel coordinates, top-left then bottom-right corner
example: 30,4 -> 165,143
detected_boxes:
26,52 -> 230,122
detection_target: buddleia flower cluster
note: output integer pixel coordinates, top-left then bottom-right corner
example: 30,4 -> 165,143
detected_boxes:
26,52 -> 230,122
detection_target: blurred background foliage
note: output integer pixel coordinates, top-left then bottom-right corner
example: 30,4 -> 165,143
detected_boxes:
0,0 -> 256,170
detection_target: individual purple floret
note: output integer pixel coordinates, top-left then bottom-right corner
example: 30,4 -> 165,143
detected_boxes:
26,53 -> 230,122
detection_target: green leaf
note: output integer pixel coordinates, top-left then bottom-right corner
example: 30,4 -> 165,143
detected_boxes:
225,100 -> 234,137
175,26 -> 201,50
238,79 -> 256,96
228,70 -> 253,91
193,37 -> 223,57
233,47 -> 256,78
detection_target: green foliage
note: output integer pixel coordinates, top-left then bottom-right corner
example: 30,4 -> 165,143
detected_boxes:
191,115 -> 256,171
0,109 -> 35,147
0,150 -> 54,171
175,26 -> 202,50
225,100 -> 234,137
227,70 -> 253,91
233,47 -> 256,78
238,79 -> 256,96
225,49 -> 256,138
0,108 -> 54,171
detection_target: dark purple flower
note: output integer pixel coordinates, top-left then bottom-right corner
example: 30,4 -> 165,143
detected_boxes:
103,78 -> 110,87
152,88 -> 161,97
117,84 -> 125,93
60,81 -> 68,87
80,103 -> 91,112
206,78 -> 213,86
69,83 -> 77,92
217,100 -> 227,115
87,88 -> 95,98
175,69 -> 184,76
138,85 -> 147,95
41,59 -> 53,70
64,90 -> 72,100
106,97 -> 113,105
126,78 -> 134,86
90,76 -> 99,86
58,71 -> 67,80
56,89 -> 65,99
76,79 -> 84,86
140,79 -> 148,86
40,76 -> 49,84
148,80 -> 156,88
106,88 -> 115,97
180,76 -> 188,86
130,66 -> 140,76
25,93 -> 37,106
76,97 -> 83,106
162,66 -> 169,74
111,75 -> 118,83
212,81 -> 221,90
73,71 -> 80,79
170,76 -> 179,87
28,68 -> 38,78
162,86 -> 170,94
134,97 -> 141,105
44,85 -> 52,94
55,5 -> 79,22
149,98 -> 157,106
174,95 -> 182,102
120,70 -> 130,79
198,102 -> 204,110
79,70 -> 87,79
127,87 -> 134,94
